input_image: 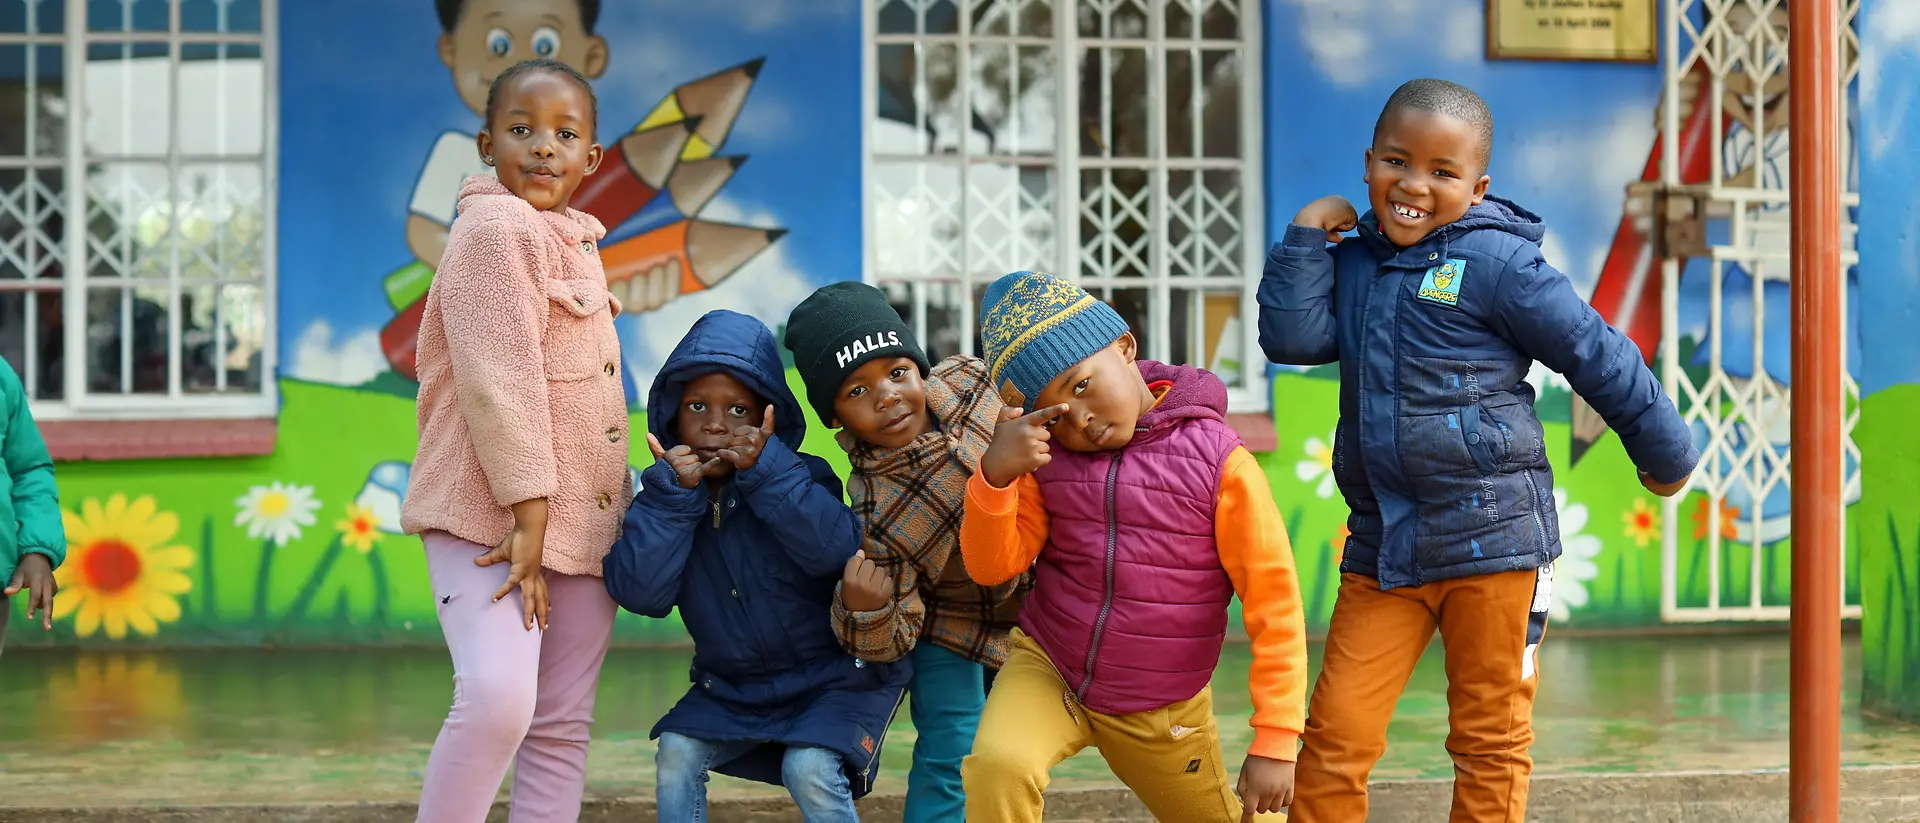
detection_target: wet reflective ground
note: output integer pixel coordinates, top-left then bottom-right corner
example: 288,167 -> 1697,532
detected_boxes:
1,633 -> 1915,807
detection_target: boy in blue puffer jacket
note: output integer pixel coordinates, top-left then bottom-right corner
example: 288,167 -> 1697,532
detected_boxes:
603,310 -> 910,823
1258,78 -> 1699,822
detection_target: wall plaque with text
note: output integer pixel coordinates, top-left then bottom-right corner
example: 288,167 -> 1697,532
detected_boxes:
1487,0 -> 1658,63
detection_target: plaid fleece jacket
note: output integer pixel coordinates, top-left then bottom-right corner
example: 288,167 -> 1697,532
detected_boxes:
830,356 -> 1032,668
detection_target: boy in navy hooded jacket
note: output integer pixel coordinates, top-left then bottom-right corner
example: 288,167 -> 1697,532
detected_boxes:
1258,79 -> 1698,822
604,310 -> 910,823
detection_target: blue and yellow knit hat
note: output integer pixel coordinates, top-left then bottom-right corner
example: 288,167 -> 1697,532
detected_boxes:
979,270 -> 1129,409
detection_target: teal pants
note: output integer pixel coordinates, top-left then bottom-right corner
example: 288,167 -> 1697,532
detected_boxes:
904,643 -> 987,823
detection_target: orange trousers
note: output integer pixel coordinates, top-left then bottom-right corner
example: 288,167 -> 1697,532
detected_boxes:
1291,568 -> 1550,823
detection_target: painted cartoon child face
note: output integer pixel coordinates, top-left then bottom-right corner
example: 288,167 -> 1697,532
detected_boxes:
439,0 -> 608,116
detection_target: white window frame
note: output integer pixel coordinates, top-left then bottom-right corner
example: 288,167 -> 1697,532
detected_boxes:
861,0 -> 1268,412
3,0 -> 279,422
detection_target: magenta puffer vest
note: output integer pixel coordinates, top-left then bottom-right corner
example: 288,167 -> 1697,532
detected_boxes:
1020,360 -> 1242,715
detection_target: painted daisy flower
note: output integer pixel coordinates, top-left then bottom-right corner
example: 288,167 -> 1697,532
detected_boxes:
234,482 -> 320,547
1296,429 -> 1337,499
53,494 -> 195,640
1622,497 -> 1660,547
1549,488 -> 1602,623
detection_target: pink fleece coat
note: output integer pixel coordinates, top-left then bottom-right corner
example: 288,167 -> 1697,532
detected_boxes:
400,175 -> 631,577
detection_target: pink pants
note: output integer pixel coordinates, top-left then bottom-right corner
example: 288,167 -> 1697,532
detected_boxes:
417,531 -> 617,823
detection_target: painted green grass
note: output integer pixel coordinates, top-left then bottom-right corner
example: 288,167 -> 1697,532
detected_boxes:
18,371 -> 1913,648
1858,383 -> 1920,719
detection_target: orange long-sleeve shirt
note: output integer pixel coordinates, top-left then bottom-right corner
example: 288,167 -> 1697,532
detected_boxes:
961,445 -> 1309,761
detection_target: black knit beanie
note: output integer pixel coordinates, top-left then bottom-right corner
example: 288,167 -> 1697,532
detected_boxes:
783,280 -> 930,425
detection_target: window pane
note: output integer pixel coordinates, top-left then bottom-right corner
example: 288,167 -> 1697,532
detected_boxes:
971,0 -> 1052,38
1199,49 -> 1241,158
2,0 -> 66,35
84,41 -> 174,158
176,162 -> 265,279
87,0 -> 168,32
0,43 -> 67,158
0,168 -> 65,281
1167,169 -> 1241,279
1077,0 -> 1147,39
873,160 -> 962,279
969,44 -> 1056,156
877,0 -> 958,35
182,281 -> 261,393
1198,289 -> 1245,386
1079,166 -> 1149,279
968,163 -> 1056,277
179,43 -> 265,156
1165,49 -> 1194,158
1200,0 -> 1239,40
1078,47 -> 1148,157
0,286 -> 64,399
181,0 -> 262,33
86,162 -> 173,281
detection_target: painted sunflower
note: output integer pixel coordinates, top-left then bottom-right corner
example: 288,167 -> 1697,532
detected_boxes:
1622,497 -> 1661,548
337,503 -> 383,553
53,494 -> 195,640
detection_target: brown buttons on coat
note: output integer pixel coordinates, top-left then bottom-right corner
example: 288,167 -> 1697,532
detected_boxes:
597,492 -> 613,510
606,427 -> 621,443
603,362 -> 616,376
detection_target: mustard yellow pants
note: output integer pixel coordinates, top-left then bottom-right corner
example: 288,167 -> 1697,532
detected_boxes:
1291,569 -> 1550,823
962,628 -> 1286,823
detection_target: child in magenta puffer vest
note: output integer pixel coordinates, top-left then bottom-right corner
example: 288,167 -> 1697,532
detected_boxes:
957,270 -> 1308,822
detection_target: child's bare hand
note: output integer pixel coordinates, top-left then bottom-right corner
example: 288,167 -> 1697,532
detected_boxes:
1639,470 -> 1689,498
1294,195 -> 1359,243
648,433 -> 721,489
840,550 -> 894,613
718,407 -> 778,471
3,552 -> 57,630
981,404 -> 1069,488
1236,754 -> 1296,820
477,527 -> 549,631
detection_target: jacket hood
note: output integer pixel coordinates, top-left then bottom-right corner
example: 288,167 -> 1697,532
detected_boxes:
648,310 -> 807,451
1135,359 -> 1227,431
1358,194 -> 1545,259
454,174 -> 608,243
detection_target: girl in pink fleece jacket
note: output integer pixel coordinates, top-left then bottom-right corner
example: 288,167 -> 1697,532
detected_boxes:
398,58 -> 631,823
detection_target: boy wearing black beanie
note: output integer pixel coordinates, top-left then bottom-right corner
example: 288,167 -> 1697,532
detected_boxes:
784,280 -> 1031,823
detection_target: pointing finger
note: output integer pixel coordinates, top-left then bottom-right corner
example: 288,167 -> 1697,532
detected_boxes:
998,405 -> 1025,423
646,433 -> 668,460
760,406 -> 777,437
1024,403 -> 1069,425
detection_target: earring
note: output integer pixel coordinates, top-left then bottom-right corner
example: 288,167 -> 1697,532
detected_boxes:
483,156 -> 494,165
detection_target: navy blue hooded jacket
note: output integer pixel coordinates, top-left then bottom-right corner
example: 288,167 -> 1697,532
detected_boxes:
1257,196 -> 1698,590
603,309 -> 909,797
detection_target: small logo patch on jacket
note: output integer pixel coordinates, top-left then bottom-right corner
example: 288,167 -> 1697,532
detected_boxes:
860,734 -> 875,754
1184,758 -> 1202,773
1418,258 -> 1468,306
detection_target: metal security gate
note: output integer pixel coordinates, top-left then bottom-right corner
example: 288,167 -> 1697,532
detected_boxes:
1650,0 -> 1862,622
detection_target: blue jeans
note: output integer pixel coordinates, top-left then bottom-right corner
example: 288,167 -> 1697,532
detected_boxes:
904,644 -> 987,823
655,732 -> 858,823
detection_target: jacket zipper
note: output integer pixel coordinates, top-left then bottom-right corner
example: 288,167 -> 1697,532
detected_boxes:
1521,469 -> 1549,559
712,496 -> 722,529
1075,450 -> 1125,700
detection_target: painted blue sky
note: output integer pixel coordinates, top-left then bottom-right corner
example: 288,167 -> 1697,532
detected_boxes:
276,0 -> 860,392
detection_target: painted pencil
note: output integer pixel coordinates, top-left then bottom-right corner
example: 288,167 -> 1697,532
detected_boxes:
601,218 -> 786,293
571,118 -> 702,228
665,155 -> 745,216
380,294 -> 427,381
634,57 -> 765,161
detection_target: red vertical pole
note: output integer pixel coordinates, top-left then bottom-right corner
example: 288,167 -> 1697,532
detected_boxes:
1788,0 -> 1843,821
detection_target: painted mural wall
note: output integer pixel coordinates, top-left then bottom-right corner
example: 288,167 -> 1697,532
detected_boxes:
1858,0 -> 1920,723
12,0 -> 1916,650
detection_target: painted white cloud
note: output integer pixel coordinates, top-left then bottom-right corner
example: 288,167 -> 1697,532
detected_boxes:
287,319 -> 387,387
1860,2 -> 1920,160
624,196 -> 817,395
1515,104 -> 1653,297
1284,0 -> 1479,88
